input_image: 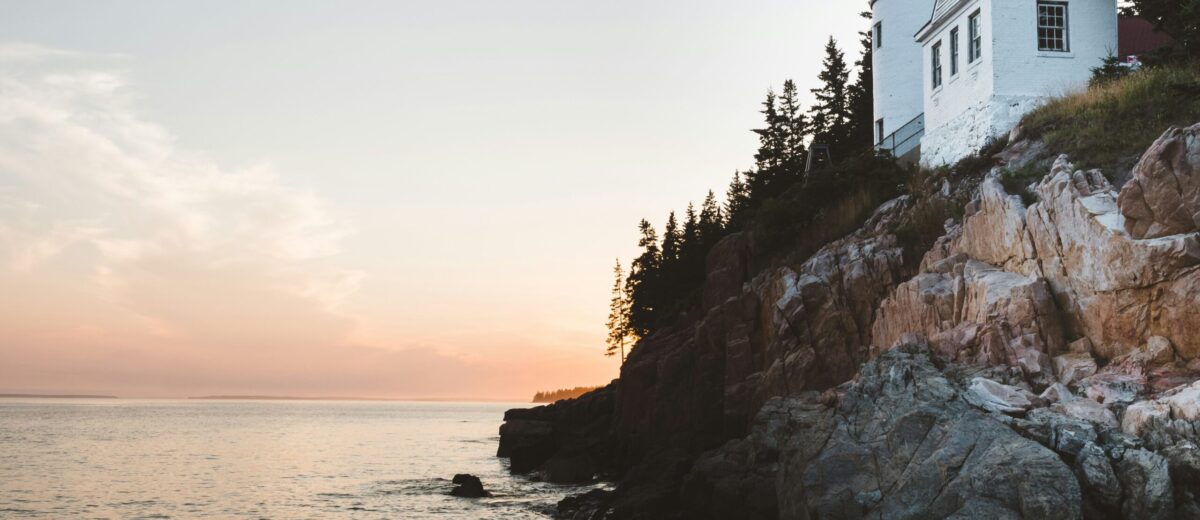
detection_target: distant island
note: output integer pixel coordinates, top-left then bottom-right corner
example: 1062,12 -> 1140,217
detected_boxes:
0,394 -> 117,399
531,386 -> 603,403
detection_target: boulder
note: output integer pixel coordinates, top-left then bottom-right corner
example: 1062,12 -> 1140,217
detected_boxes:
1123,400 -> 1172,437
1146,336 -> 1179,368
1081,372 -> 1144,406
1055,352 -> 1098,386
1051,398 -> 1119,429
1162,381 -> 1200,422
965,377 -> 1035,414
1118,124 -> 1200,239
449,474 -> 489,498
1039,382 -> 1073,404
1076,442 -> 1122,512
1117,449 -> 1176,520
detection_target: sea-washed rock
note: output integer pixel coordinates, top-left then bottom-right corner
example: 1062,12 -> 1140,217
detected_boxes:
449,474 -> 489,498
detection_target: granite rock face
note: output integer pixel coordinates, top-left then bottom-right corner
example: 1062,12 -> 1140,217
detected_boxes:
874,155 -> 1200,365
1119,124 -> 1200,239
690,345 -> 1083,520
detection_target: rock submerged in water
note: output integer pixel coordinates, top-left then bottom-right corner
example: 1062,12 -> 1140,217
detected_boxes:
449,473 -> 489,498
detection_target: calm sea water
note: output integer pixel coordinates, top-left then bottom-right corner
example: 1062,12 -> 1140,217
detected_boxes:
0,399 -> 601,519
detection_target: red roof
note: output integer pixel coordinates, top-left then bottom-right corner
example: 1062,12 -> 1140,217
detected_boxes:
1119,16 -> 1174,57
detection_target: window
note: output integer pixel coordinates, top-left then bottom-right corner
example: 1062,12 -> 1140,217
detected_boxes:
969,11 -> 982,62
875,22 -> 883,49
1038,2 -> 1069,52
932,42 -> 943,89
876,119 -> 885,143
950,27 -> 960,75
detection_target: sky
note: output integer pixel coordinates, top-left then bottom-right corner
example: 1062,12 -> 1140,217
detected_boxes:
0,0 -> 865,400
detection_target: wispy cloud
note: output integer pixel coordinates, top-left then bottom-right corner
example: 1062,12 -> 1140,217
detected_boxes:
0,42 -> 360,317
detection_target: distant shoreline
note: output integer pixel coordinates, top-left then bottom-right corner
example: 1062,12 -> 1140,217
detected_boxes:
0,394 -> 118,399
1,393 -> 524,403
188,395 -> 522,403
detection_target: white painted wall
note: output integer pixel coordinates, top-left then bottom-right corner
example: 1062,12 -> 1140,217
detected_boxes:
917,0 -> 1118,166
992,0 -> 1118,97
921,0 -> 992,144
871,0 -> 935,143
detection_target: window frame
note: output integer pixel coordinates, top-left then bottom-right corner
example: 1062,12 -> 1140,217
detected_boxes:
1037,1 -> 1070,52
876,119 -> 885,143
875,22 -> 883,49
931,41 -> 943,89
949,27 -> 960,76
968,10 -> 983,63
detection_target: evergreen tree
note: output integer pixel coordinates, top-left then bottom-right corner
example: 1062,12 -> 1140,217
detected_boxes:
750,89 -> 789,197
809,37 -> 853,156
724,171 -> 750,228
752,89 -> 787,172
778,79 -> 809,172
698,190 -> 725,246
661,212 -> 681,265
681,203 -> 699,256
625,220 -> 661,336
605,259 -> 632,362
846,11 -> 876,153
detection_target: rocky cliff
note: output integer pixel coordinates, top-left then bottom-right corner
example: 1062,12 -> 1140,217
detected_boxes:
500,124 -> 1200,519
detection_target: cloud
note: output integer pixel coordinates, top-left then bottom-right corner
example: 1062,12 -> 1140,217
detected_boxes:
0,42 -> 85,63
0,42 -> 363,349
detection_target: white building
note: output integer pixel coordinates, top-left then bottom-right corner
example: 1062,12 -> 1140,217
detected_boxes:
870,0 -> 935,161
873,0 -> 1118,166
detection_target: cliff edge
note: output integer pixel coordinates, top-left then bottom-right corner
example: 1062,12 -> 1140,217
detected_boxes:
501,124 -> 1200,519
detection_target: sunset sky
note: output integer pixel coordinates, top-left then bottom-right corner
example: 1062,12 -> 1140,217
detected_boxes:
0,0 -> 863,400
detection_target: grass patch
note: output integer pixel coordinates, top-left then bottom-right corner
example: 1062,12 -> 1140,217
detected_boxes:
1021,63 -> 1200,176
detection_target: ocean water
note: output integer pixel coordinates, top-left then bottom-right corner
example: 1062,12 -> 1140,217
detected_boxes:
0,399 -> 602,519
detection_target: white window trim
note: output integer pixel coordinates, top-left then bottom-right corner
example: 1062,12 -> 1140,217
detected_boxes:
1036,1 -> 1070,53
931,41 -> 944,90
968,10 -> 983,63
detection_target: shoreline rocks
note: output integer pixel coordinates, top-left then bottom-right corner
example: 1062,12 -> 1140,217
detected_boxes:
449,474 -> 489,498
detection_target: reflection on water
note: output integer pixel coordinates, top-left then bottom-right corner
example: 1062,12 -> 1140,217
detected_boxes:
0,399 -> 601,518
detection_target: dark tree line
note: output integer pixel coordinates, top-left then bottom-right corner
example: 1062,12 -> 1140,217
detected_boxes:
607,18 -> 879,355
532,386 -> 604,403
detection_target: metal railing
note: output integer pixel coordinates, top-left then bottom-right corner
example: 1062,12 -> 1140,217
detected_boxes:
875,113 -> 924,159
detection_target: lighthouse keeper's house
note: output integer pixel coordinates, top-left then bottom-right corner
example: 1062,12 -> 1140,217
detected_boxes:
871,0 -> 1118,166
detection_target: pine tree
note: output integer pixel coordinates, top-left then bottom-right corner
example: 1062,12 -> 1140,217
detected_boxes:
846,11 -> 876,154
698,190 -> 725,247
778,79 -> 809,173
625,220 -> 661,337
661,212 -> 681,265
750,89 -> 789,197
605,259 -> 632,362
724,171 -> 750,228
752,90 -> 786,172
809,37 -> 852,156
